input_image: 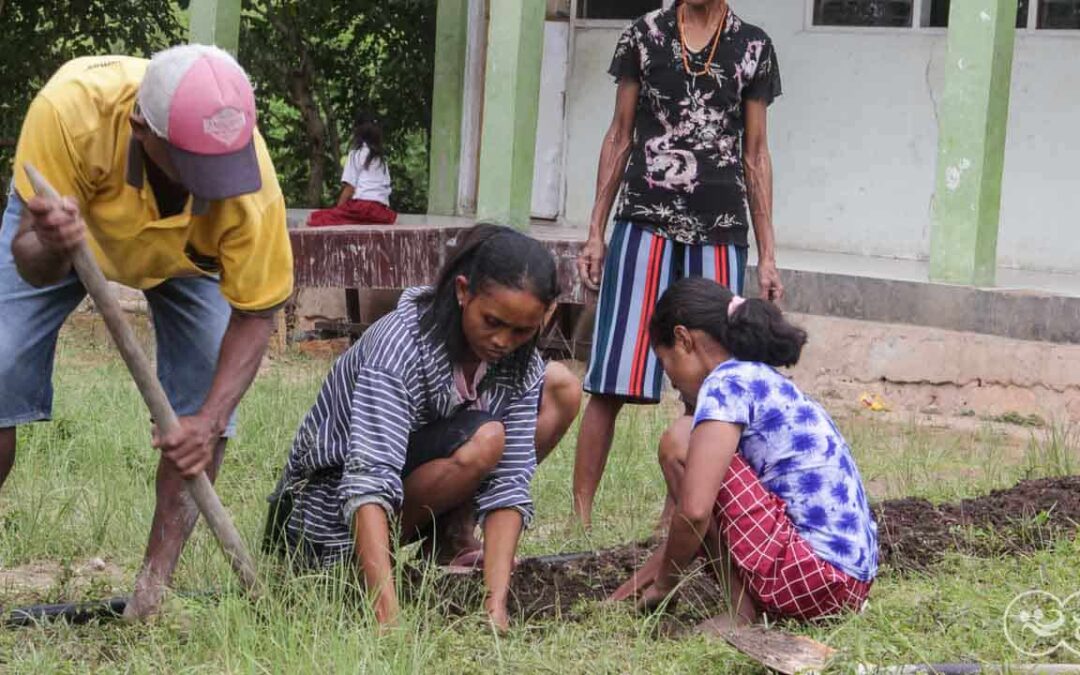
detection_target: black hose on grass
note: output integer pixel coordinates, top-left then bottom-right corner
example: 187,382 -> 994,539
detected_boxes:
4,591 -> 220,628
4,596 -> 129,627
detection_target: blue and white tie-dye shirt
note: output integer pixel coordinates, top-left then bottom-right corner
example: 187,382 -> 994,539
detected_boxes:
693,360 -> 878,582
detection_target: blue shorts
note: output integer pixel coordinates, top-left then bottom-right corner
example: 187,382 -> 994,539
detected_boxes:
0,192 -> 237,435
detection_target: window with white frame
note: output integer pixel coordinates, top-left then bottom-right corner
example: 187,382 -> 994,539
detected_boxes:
812,0 -> 1075,28
577,0 -> 662,20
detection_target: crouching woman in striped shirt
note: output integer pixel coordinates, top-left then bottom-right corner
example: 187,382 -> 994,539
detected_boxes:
264,224 -> 581,630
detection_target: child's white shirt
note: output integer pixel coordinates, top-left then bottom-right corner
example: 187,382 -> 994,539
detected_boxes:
341,145 -> 392,205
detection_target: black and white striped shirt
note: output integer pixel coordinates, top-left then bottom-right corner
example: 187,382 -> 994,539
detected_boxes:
275,287 -> 545,565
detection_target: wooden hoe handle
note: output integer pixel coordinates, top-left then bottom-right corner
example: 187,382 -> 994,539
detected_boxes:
23,163 -> 263,599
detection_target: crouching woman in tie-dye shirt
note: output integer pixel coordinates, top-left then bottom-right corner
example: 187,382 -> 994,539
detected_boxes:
616,277 -> 877,629
264,225 -> 581,630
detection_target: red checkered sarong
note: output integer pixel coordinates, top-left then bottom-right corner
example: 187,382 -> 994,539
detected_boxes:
713,455 -> 872,620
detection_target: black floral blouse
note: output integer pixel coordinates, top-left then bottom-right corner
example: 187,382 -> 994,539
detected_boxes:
610,6 -> 782,246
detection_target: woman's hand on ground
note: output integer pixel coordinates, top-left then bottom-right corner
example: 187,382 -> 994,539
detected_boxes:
636,578 -> 676,614
374,586 -> 400,627
577,235 -> 607,291
607,546 -> 664,602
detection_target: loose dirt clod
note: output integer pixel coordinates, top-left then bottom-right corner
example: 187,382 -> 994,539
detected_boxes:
875,475 -> 1080,571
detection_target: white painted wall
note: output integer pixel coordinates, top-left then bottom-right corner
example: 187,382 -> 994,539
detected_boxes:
559,3 -> 1080,273
532,21 -> 570,219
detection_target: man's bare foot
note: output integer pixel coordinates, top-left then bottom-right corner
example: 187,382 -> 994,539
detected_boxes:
416,504 -> 482,567
122,572 -> 168,621
693,613 -> 754,638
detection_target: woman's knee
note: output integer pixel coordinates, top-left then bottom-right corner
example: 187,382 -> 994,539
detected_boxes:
452,421 -> 505,476
544,361 -> 583,415
658,416 -> 693,467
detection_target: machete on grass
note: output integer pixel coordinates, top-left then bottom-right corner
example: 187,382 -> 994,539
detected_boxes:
23,163 -> 265,609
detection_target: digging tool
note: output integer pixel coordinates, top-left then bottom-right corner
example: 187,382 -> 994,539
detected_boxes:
22,163 -> 264,608
709,623 -> 837,674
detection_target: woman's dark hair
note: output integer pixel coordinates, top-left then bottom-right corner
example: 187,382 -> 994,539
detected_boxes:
351,110 -> 385,170
650,277 -> 807,368
419,224 -> 560,376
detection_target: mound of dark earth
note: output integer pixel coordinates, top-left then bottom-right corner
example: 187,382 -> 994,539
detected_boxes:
408,477 -> 1080,621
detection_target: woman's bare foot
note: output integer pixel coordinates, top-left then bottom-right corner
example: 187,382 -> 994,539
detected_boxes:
693,612 -> 754,637
416,504 -> 482,566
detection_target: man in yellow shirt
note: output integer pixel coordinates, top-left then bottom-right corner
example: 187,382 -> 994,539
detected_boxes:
0,45 -> 294,616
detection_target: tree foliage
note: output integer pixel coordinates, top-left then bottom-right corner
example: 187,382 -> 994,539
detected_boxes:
0,0 -> 183,189
241,0 -> 436,210
0,0 -> 436,212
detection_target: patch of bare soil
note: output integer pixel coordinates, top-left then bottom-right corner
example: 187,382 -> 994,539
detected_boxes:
412,477 -> 1080,621
0,558 -> 125,607
874,475 -> 1080,571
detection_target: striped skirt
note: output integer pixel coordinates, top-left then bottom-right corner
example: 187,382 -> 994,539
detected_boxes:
584,221 -> 747,403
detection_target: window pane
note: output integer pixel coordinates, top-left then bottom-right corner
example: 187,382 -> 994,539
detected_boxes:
813,0 -> 913,27
1040,0 -> 1080,28
928,0 -> 1030,28
578,0 -> 661,20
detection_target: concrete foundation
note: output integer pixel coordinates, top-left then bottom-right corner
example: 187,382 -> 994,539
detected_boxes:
788,313 -> 1080,423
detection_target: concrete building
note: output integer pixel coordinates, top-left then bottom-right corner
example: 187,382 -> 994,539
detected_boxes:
186,0 -> 1080,420
431,0 -> 1080,280
187,0 -> 1080,342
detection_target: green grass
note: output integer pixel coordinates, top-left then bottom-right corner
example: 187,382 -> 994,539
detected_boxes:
1,318 -> 1079,672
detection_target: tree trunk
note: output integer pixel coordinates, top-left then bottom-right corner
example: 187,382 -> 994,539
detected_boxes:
268,7 -> 329,207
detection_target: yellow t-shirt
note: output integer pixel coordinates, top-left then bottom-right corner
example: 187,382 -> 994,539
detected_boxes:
12,55 -> 294,312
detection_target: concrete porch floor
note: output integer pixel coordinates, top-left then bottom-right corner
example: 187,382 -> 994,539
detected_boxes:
287,210 -> 1080,345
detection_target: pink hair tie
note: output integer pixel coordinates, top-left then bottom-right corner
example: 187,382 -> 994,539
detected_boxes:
727,295 -> 746,318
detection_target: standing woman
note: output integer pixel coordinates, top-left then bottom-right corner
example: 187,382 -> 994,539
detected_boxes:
573,0 -> 784,527
308,111 -> 398,226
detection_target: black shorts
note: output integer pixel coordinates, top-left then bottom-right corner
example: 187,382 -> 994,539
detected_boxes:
402,409 -> 496,476
263,408 -> 497,559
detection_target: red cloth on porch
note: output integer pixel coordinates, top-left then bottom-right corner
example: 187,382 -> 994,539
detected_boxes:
308,199 -> 398,227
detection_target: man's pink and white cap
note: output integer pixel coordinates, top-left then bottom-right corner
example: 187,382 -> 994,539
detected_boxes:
138,44 -> 261,201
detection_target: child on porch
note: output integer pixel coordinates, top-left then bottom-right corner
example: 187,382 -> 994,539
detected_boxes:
264,224 -> 581,631
614,277 -> 877,629
308,111 -> 397,226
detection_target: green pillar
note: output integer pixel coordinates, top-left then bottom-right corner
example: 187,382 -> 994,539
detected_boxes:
929,0 -> 1017,286
475,0 -> 545,229
428,0 -> 470,216
189,0 -> 243,54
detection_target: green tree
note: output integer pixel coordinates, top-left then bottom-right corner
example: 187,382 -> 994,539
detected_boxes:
0,0 -> 435,213
240,0 -> 435,211
0,0 -> 184,192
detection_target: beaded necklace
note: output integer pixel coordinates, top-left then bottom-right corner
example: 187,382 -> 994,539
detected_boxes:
677,3 -> 729,77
